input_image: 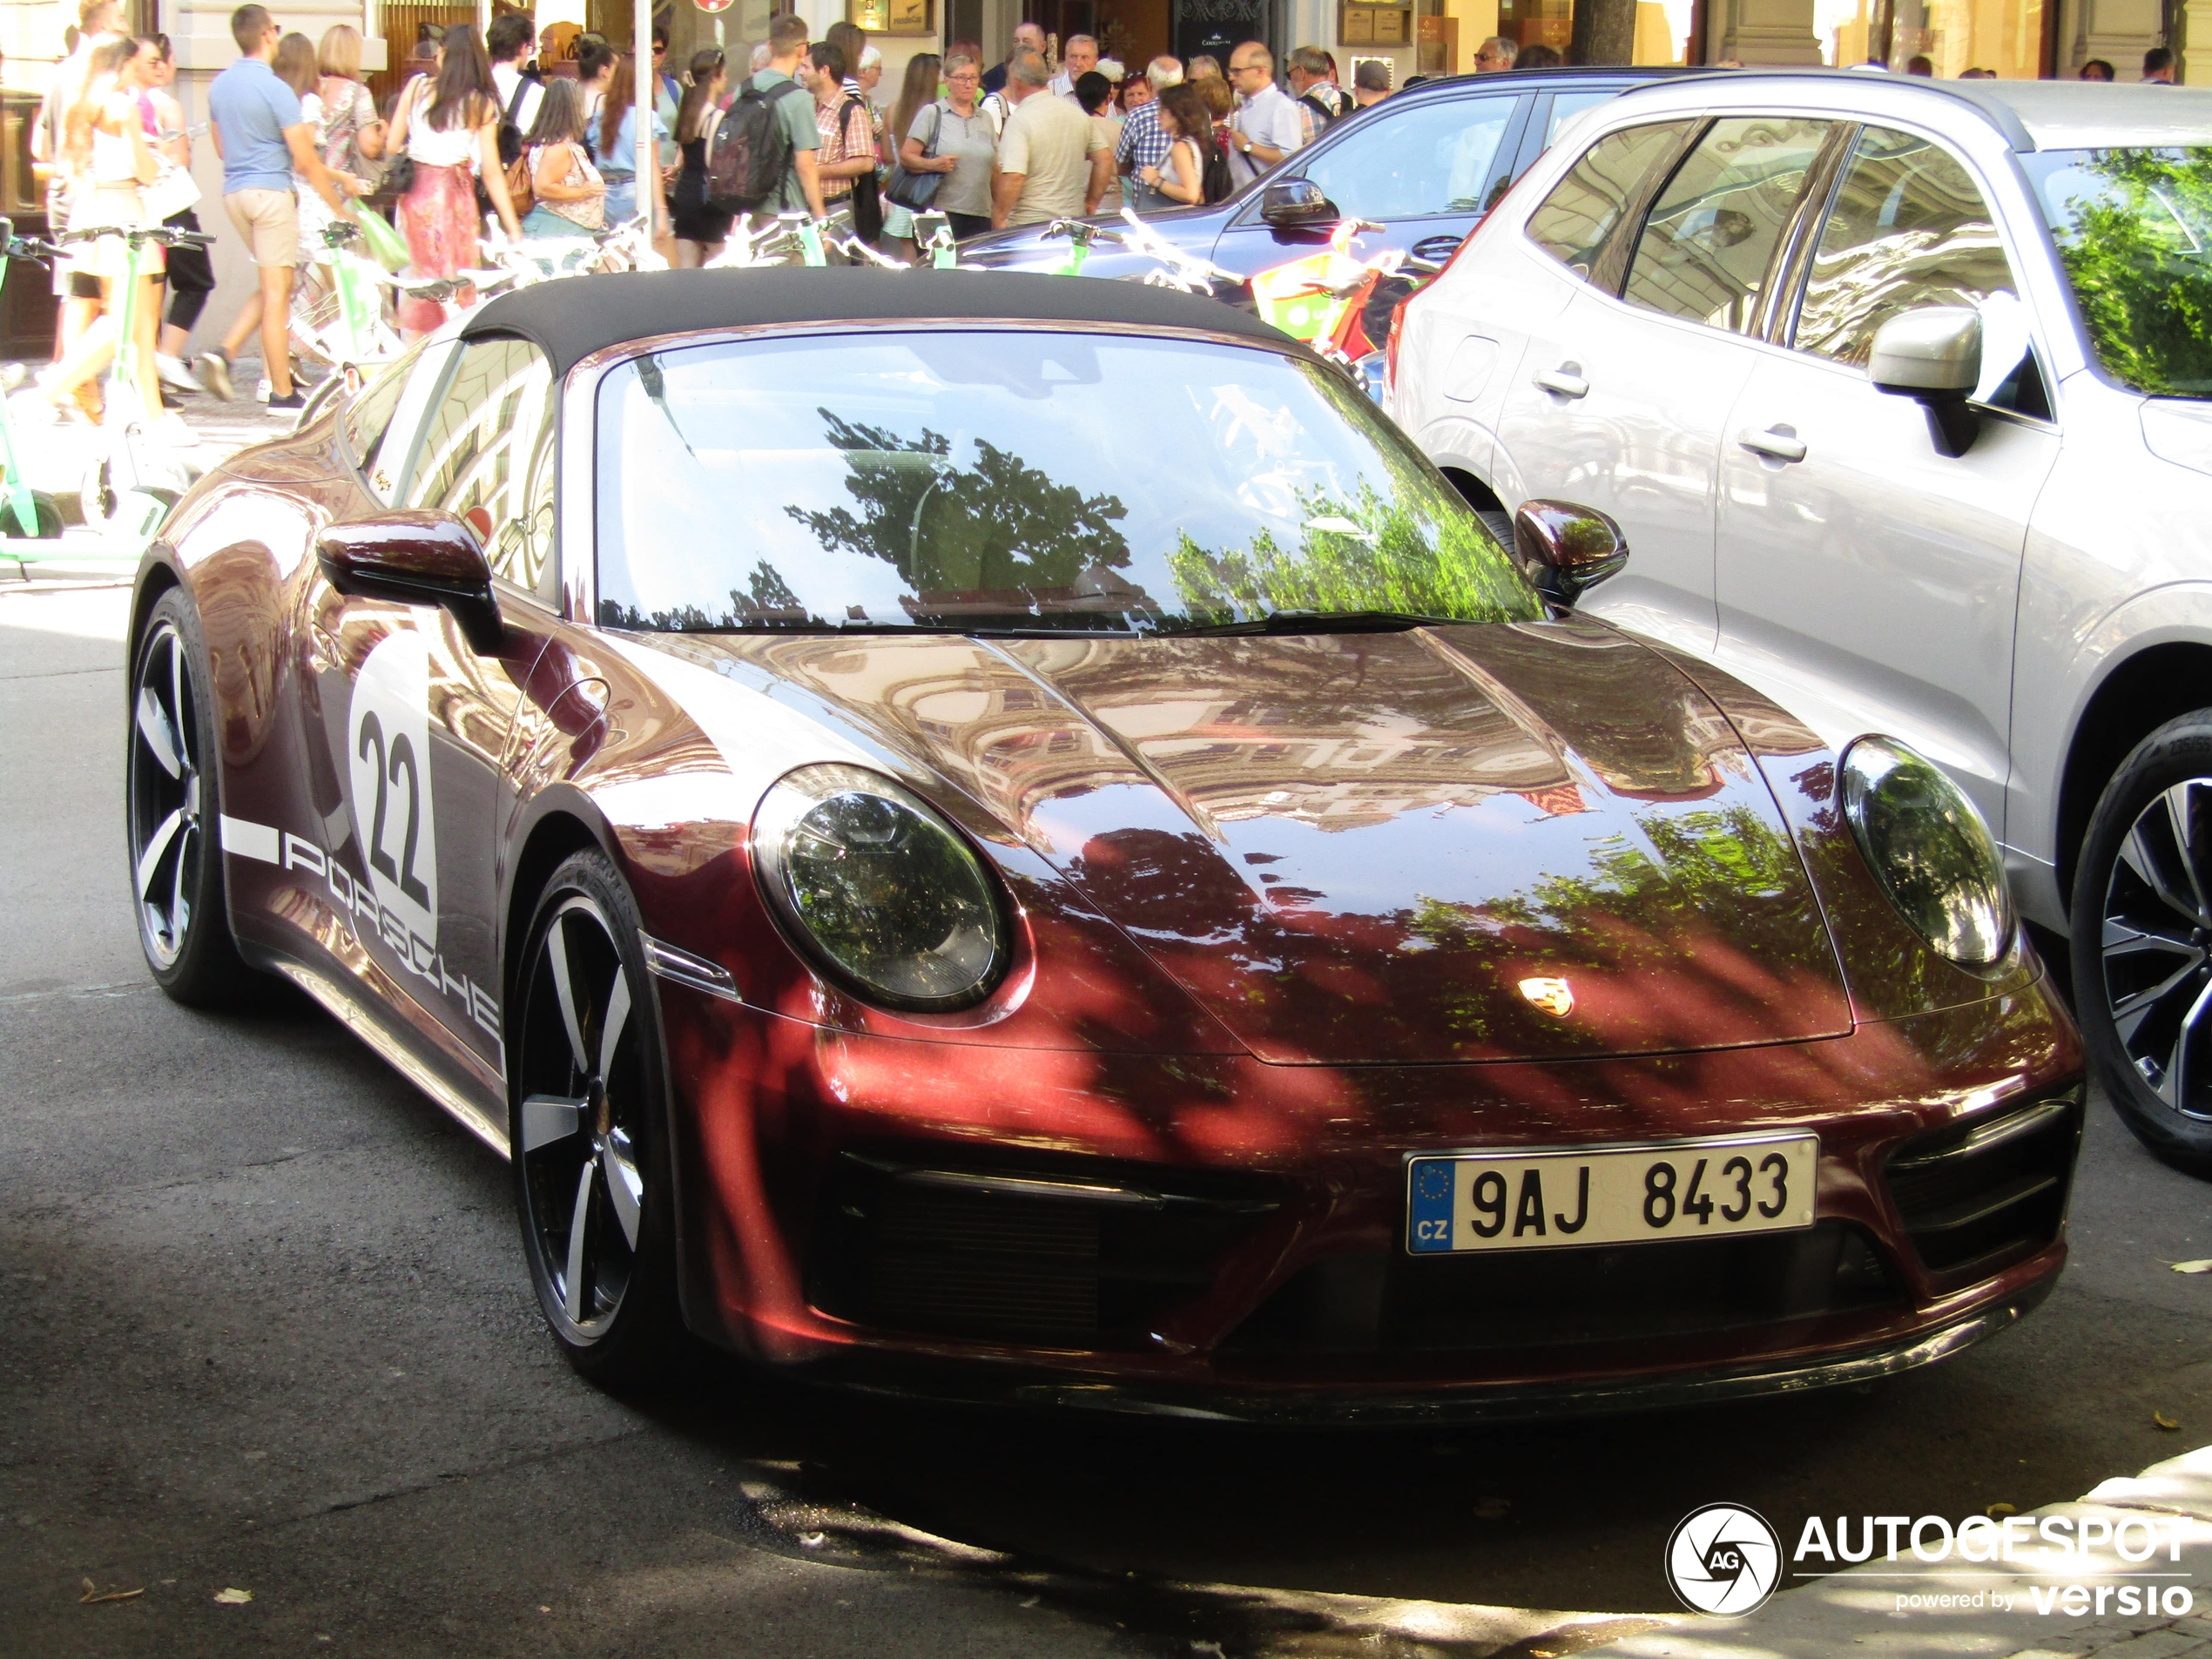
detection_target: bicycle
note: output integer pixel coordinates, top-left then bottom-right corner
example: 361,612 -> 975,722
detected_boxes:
0,218 -> 66,547
290,219 -> 404,380
292,260 -> 522,430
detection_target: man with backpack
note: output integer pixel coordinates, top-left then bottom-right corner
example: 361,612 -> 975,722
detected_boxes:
1285,46 -> 1345,145
709,13 -> 826,222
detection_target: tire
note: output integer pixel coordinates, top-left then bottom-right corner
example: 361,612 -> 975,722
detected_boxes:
2071,711 -> 2212,1173
1,489 -> 64,537
511,851 -> 686,1385
126,589 -> 260,1007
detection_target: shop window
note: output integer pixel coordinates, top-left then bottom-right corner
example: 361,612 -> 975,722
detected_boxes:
1298,92 -> 1520,220
1524,120 -> 1696,280
1793,126 -> 2015,368
1624,118 -> 1833,333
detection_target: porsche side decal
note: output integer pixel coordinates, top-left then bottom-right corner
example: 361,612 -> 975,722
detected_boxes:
223,811 -> 500,1042
346,629 -> 441,952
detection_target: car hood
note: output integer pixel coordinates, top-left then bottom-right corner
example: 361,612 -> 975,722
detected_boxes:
957,205 -> 1230,277
644,620 -> 1854,1064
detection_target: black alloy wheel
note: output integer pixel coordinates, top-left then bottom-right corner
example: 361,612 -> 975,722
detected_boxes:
512,852 -> 683,1382
2073,711 -> 2212,1171
127,590 -> 255,1005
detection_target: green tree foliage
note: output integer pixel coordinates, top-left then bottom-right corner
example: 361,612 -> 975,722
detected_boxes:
2048,147 -> 2212,395
785,410 -> 1133,599
1166,479 -> 1541,625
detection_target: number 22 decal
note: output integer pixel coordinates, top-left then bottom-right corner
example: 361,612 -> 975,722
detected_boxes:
355,711 -> 430,907
346,629 -> 441,948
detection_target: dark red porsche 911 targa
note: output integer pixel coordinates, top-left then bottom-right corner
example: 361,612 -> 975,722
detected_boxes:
125,268 -> 2080,1421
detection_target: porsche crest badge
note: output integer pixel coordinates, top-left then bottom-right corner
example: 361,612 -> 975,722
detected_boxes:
1517,976 -> 1575,1017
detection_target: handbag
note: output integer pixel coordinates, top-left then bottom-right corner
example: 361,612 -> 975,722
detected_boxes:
883,103 -> 943,212
138,158 -> 200,223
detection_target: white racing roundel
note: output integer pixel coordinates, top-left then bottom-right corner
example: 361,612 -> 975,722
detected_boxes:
1665,1503 -> 1782,1616
346,627 -> 439,949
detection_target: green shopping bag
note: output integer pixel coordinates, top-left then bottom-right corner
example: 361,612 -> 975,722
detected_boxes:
354,206 -> 409,273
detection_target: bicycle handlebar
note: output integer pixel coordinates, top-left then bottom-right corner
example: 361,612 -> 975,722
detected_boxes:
59,224 -> 215,250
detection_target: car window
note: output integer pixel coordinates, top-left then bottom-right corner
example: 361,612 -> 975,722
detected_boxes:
596,331 -> 1545,634
1298,93 -> 1519,220
1624,118 -> 1833,332
1545,89 -> 1618,149
353,340 -> 453,503
340,342 -> 424,475
1525,120 -> 1697,280
1792,126 -> 2017,369
402,337 -> 560,605
2021,145 -> 2212,398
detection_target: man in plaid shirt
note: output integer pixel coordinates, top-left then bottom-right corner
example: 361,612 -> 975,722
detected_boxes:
1115,55 -> 1184,196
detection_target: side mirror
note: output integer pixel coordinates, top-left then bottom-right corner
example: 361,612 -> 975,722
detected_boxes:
1869,306 -> 1981,458
317,509 -> 503,653
1513,499 -> 1629,608
1261,179 -> 1339,228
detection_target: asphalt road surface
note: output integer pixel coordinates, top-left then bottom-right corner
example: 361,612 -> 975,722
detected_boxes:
7,580 -> 2210,1659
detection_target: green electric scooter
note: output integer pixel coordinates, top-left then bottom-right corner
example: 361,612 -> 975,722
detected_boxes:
70,220 -> 215,545
0,217 -> 68,550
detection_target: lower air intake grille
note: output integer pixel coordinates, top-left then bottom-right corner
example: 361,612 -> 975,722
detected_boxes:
1885,1093 -> 2081,1278
1225,1223 -> 1900,1355
810,1153 -> 1279,1349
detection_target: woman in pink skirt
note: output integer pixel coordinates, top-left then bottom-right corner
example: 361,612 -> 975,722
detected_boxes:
386,24 -> 521,339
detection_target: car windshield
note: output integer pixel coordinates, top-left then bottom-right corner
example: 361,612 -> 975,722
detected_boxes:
593,330 -> 1542,634
2023,145 -> 2212,396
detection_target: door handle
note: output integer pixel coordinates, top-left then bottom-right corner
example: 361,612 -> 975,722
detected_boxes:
1412,234 -> 1465,265
1738,424 -> 1808,462
1532,363 -> 1588,399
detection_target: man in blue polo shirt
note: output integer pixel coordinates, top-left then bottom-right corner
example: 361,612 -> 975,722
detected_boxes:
200,3 -> 354,412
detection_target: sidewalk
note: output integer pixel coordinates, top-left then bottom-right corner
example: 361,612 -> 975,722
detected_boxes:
1587,1445 -> 2212,1659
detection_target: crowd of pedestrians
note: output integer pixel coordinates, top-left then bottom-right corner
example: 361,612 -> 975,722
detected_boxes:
15,2 -> 1370,422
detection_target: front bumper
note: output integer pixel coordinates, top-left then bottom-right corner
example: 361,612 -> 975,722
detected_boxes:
824,1277 -> 2054,1426
656,972 -> 2082,1414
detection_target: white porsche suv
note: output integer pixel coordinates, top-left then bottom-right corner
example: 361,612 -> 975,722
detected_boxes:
1391,72 -> 2212,1166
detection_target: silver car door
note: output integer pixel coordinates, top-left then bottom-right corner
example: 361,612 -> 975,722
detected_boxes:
1712,124 -> 2060,841
1497,116 -> 1836,657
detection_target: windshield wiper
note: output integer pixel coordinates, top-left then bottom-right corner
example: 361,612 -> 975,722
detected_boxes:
1158,610 -> 1463,637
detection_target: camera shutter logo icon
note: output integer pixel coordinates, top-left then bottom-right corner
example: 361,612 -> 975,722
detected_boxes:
1665,1503 -> 1783,1616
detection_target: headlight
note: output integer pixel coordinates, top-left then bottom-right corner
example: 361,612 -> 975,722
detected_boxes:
751,764 -> 1008,1011
1838,736 -> 2013,967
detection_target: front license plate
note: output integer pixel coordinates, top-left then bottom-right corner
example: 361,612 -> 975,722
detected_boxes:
1405,1134 -> 1818,1254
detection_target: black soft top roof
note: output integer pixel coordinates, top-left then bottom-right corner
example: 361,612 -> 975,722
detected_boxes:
459,266 -> 1291,377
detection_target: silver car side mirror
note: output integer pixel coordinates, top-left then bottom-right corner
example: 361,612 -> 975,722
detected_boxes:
1870,306 -> 1982,459
1513,499 -> 1629,609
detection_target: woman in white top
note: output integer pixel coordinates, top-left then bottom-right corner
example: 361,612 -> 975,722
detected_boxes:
26,39 -> 163,422
387,23 -> 523,340
1136,83 -> 1211,211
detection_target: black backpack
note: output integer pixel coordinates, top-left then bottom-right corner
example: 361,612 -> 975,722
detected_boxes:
495,78 -> 533,170
1200,139 -> 1234,205
707,78 -> 804,215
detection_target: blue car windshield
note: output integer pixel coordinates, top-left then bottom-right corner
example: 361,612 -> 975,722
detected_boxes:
592,330 -> 1541,634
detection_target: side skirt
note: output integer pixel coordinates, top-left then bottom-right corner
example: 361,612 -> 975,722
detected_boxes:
270,960 -> 512,1157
